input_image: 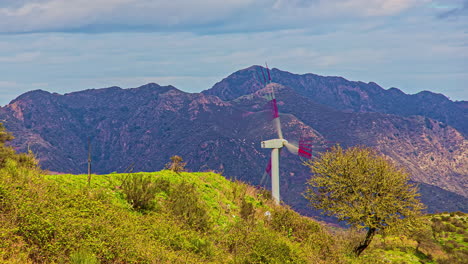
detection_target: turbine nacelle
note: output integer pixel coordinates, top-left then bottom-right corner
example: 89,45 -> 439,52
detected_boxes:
261,139 -> 287,149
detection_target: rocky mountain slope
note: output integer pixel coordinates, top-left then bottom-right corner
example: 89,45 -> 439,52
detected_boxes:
204,66 -> 468,137
0,66 -> 466,215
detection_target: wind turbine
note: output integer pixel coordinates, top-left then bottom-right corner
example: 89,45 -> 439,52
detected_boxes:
259,64 -> 312,205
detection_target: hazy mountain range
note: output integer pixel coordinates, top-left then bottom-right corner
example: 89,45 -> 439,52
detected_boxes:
1,66 -> 466,216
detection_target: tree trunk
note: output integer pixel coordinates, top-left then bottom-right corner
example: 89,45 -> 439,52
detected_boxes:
354,227 -> 376,256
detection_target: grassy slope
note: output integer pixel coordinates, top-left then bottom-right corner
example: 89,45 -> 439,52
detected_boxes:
0,160 -> 466,263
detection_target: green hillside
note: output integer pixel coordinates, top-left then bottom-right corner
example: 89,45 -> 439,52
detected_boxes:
0,159 -> 467,263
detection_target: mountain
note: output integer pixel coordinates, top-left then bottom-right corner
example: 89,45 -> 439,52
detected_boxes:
204,66 -> 468,137
0,66 -> 466,215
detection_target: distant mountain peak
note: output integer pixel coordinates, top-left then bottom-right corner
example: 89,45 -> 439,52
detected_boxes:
203,65 -> 467,136
10,89 -> 53,103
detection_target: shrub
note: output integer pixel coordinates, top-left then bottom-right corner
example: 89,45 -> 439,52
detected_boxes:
244,232 -> 305,264
231,180 -> 247,202
70,249 -> 99,264
271,206 -> 321,242
121,174 -> 158,211
224,221 -> 307,264
153,177 -> 171,193
431,220 -> 444,233
257,187 -> 272,201
443,223 -> 457,233
189,237 -> 213,256
165,155 -> 187,173
451,219 -> 465,229
168,181 -> 211,232
239,196 -> 255,223
0,123 -> 37,170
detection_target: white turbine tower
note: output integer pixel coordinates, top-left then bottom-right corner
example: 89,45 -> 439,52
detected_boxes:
259,64 -> 312,205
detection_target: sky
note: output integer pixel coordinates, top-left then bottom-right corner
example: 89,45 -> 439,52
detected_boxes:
0,0 -> 467,106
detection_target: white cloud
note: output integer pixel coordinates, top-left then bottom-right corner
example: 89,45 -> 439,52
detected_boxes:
340,0 -> 424,16
0,0 -> 256,33
270,0 -> 426,18
0,0 -> 428,33
0,81 -> 19,88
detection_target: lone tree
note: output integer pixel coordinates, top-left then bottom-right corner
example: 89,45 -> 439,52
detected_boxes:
165,155 -> 187,173
304,145 -> 424,256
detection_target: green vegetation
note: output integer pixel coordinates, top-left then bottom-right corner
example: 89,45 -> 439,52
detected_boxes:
305,146 -> 425,255
1,167 -> 466,263
0,125 -> 466,263
0,122 -> 36,169
0,164 -> 339,263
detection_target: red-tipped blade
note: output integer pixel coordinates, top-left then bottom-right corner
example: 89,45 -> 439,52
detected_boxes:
266,158 -> 272,176
268,99 -> 279,120
298,149 -> 312,159
299,139 -> 313,159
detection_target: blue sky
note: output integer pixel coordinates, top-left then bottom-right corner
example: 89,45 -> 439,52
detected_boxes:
0,0 -> 466,106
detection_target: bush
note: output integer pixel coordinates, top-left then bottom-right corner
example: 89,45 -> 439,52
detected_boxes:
121,174 -> 158,211
153,177 -> 171,193
239,196 -> 255,223
441,215 -> 450,221
245,232 -> 305,264
0,123 -> 37,170
70,249 -> 99,264
168,181 -> 211,232
431,220 -> 444,233
257,187 -> 272,201
165,155 -> 187,173
443,223 -> 457,233
271,206 -> 321,242
451,219 -> 465,229
224,221 -> 308,264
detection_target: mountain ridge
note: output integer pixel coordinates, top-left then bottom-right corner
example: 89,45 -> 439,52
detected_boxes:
203,66 -> 467,136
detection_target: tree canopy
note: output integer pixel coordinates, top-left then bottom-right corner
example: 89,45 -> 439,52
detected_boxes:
0,122 -> 36,169
304,145 -> 424,256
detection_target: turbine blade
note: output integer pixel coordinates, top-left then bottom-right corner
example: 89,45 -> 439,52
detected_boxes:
265,62 -> 271,82
269,99 -> 279,119
298,148 -> 312,159
265,158 -> 272,175
284,142 -> 299,155
266,98 -> 283,138
274,117 -> 284,139
299,139 -> 313,159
